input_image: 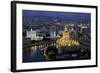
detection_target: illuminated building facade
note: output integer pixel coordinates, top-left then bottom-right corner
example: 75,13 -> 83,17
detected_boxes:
56,26 -> 80,46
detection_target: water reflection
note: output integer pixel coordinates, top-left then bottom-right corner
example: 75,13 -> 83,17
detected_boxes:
23,45 -> 47,63
23,43 -> 90,63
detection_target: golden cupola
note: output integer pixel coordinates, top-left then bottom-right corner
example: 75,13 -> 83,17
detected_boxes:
56,26 -> 80,46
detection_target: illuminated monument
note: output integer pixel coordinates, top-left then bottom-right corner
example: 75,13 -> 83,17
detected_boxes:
56,25 -> 80,46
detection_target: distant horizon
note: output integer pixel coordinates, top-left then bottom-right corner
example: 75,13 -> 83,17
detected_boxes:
23,10 -> 91,22
23,10 -> 91,29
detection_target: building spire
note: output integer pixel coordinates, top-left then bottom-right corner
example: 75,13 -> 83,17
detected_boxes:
64,25 -> 68,32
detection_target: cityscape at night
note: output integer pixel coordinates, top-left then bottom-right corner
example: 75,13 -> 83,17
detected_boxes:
22,10 -> 91,63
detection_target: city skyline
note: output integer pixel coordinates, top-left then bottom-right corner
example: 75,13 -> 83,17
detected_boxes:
22,10 -> 91,63
23,10 -> 91,30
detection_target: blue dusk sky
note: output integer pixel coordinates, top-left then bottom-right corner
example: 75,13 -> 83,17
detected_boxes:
23,10 -> 91,23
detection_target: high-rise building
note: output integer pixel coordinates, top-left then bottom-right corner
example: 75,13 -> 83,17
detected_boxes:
50,26 -> 56,38
26,29 -> 43,40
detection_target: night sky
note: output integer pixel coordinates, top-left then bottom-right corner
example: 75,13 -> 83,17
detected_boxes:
23,10 -> 91,23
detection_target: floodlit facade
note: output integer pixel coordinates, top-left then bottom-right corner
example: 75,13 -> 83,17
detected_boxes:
26,29 -> 43,40
56,26 -> 80,46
